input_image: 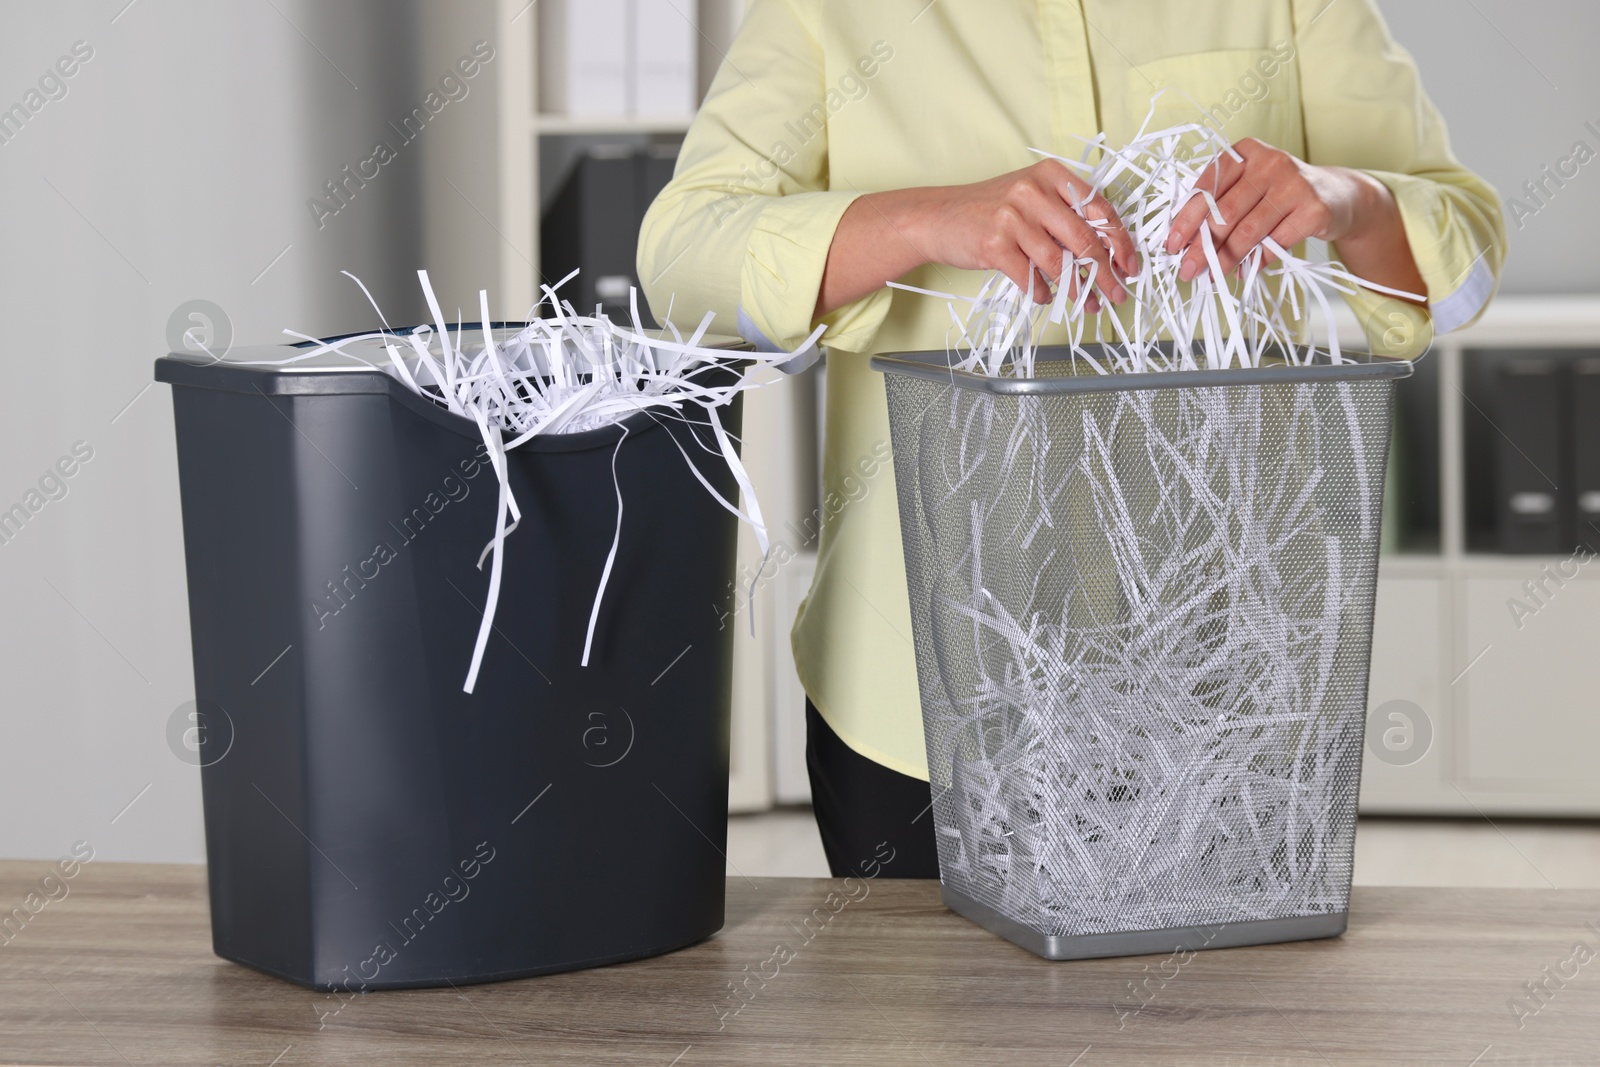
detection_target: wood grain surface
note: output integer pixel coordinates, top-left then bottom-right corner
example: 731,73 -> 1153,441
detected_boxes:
1,862 -> 1597,1066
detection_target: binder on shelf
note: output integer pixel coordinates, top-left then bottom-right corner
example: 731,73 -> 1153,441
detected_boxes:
1493,357 -> 1567,554
539,0 -> 630,117
541,144 -> 682,325
1572,355 -> 1600,552
633,0 -> 698,116
541,145 -> 640,320
539,0 -> 698,120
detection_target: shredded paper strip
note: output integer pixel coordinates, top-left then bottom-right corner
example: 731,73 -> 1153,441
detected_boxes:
283,271 -> 822,692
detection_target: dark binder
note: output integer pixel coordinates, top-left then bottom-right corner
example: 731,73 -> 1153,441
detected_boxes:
541,144 -> 640,321
1493,356 -> 1567,554
634,145 -> 680,328
1573,355 -> 1600,552
540,143 -> 682,327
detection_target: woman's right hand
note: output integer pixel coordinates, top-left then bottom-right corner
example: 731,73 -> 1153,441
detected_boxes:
910,159 -> 1138,310
817,159 -> 1138,319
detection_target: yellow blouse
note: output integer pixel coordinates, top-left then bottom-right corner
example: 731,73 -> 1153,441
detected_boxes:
639,0 -> 1505,780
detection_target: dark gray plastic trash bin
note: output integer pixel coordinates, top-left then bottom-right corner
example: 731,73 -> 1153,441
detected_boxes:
155,326 -> 747,990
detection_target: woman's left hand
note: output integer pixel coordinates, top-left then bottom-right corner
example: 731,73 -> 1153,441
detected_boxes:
1163,137 -> 1419,294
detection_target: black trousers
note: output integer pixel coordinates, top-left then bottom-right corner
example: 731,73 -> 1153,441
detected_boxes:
804,701 -> 940,879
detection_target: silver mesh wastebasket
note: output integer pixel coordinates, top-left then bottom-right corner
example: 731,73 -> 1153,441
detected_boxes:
872,346 -> 1410,960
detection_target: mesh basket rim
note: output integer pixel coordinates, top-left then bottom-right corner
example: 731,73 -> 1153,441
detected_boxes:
870,346 -> 1413,396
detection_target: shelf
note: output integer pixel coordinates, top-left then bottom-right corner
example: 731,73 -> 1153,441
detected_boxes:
535,113 -> 693,135
1376,552 -> 1597,574
1458,552 -> 1598,572
1453,294 -> 1600,345
1376,554 -> 1447,578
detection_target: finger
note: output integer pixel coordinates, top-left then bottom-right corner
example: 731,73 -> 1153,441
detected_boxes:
992,244 -> 1056,302
1032,265 -> 1055,306
1062,178 -> 1139,278
993,247 -> 1042,303
1030,160 -> 1137,280
1180,176 -> 1265,281
1260,207 -> 1321,265
1165,192 -> 1213,259
1062,261 -> 1102,315
1019,167 -> 1129,292
1088,205 -> 1139,280
1209,175 -> 1268,239
1165,154 -> 1243,255
1217,195 -> 1288,277
993,177 -> 1067,291
1013,222 -> 1065,284
1040,210 -> 1126,304
1035,269 -> 1055,306
1078,265 -> 1103,314
1013,226 -> 1067,305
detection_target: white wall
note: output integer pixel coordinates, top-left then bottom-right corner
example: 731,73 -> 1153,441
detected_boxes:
412,0 -> 537,319
1381,0 -> 1600,294
0,0 -> 511,861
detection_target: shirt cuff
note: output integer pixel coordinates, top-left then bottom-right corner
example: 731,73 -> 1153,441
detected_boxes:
1364,169 -> 1499,336
739,190 -> 895,358
1427,253 -> 1495,335
736,306 -> 821,373
1339,286 -> 1435,360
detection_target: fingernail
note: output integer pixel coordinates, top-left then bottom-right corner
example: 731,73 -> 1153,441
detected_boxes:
1179,259 -> 1199,282
1110,283 -> 1126,304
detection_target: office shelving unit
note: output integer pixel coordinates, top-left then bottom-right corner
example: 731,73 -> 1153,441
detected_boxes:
1363,296 -> 1600,816
482,0 -> 730,307
534,114 -> 694,136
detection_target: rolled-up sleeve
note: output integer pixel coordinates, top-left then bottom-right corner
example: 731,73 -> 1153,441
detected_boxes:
638,0 -> 892,361
1294,0 -> 1506,356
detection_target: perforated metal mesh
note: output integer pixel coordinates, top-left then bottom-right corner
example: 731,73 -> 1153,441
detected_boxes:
883,361 -> 1394,939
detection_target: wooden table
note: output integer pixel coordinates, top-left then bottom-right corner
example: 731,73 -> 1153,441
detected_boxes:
2,863 -> 1597,1066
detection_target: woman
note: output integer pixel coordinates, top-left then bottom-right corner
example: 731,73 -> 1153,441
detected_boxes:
639,0 -> 1503,878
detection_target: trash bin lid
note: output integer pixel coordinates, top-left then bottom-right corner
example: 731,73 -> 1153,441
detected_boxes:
871,345 -> 1413,396
154,324 -> 751,397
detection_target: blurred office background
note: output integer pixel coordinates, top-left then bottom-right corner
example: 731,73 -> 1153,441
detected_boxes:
0,1 -> 1596,881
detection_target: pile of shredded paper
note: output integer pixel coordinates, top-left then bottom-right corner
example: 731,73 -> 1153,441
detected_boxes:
914,378 -> 1381,933
286,270 -> 822,692
896,106 -> 1421,377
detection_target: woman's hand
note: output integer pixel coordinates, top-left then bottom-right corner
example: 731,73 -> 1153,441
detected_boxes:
911,159 -> 1139,309
816,160 -> 1138,319
1164,137 -> 1425,301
